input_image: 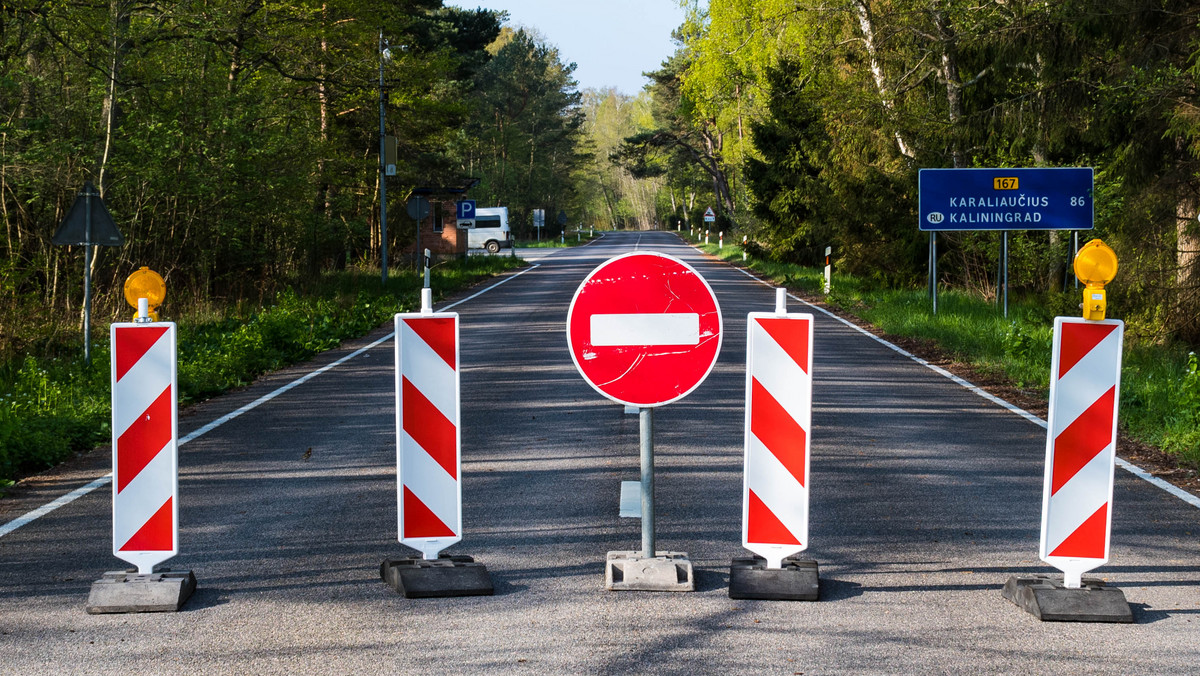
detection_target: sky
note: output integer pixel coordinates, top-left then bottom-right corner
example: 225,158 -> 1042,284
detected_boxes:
445,0 -> 688,95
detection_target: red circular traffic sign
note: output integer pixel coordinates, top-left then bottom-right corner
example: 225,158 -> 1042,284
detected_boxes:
566,252 -> 722,408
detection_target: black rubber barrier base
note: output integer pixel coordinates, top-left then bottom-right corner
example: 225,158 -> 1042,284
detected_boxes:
86,569 -> 197,614
728,556 -> 819,601
1002,574 -> 1133,623
380,555 -> 494,598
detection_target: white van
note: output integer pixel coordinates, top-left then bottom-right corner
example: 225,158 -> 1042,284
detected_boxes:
465,207 -> 511,253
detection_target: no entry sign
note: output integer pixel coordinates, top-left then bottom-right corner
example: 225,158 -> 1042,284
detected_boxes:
567,252 -> 722,408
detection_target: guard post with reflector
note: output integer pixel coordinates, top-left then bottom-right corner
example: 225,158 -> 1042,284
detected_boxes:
1003,239 -> 1132,623
729,288 -> 819,601
87,267 -> 196,614
380,288 -> 493,598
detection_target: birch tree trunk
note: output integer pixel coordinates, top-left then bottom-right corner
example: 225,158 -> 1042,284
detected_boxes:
851,0 -> 916,159
1176,188 -> 1200,341
89,0 -> 131,295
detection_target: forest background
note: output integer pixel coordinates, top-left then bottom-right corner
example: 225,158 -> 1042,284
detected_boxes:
3,1 -> 1200,479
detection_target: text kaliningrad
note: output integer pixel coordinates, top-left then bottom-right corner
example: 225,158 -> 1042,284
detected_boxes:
947,194 -> 1050,224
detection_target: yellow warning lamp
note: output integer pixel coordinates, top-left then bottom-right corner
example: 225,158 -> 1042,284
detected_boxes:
123,266 -> 166,322
1073,239 -> 1118,321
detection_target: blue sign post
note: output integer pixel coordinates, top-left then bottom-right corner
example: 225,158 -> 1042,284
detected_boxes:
919,167 -> 1093,231
456,200 -> 476,220
918,167 -> 1094,317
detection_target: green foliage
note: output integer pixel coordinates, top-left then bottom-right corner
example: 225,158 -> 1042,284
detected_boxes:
1,1 -> 506,334
671,0 -> 1200,344
1159,352 -> 1200,463
458,28 -> 587,238
574,89 -> 665,230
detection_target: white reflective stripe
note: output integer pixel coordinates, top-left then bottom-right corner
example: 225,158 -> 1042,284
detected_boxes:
399,320 -> 458,424
113,442 -> 175,552
750,320 -> 811,428
1052,328 -> 1121,439
112,331 -> 173,437
1042,444 -> 1112,556
745,432 -> 808,545
400,431 -> 460,537
590,313 -> 699,346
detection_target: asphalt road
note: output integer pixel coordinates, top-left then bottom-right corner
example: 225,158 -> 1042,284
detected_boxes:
2,231 -> 1198,674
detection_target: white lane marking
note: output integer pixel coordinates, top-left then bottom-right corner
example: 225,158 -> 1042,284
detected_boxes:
0,475 -> 113,538
591,313 -> 700,346
0,264 -> 542,538
727,264 -> 1200,511
440,264 -> 539,311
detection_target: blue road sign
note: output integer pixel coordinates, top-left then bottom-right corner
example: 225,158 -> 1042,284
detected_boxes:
457,200 -> 476,220
919,168 -> 1093,231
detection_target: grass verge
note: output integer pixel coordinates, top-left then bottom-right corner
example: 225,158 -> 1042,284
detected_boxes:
0,257 -> 524,488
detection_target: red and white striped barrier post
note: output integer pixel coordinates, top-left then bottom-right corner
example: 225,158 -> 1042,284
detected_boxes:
382,288 -> 491,597
730,288 -> 819,600
110,322 -> 179,573
1040,317 -> 1123,587
1004,239 -> 1131,622
88,283 -> 196,613
396,289 -> 461,559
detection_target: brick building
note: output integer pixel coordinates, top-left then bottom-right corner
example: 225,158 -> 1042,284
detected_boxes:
402,180 -> 479,260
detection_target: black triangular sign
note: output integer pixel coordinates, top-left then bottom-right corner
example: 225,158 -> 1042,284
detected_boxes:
52,182 -> 124,246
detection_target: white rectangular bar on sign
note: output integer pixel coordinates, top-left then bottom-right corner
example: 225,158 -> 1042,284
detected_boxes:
590,313 -> 700,346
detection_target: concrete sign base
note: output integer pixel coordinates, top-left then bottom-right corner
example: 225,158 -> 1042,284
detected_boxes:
605,551 -> 694,592
728,556 -> 819,601
85,569 -> 196,614
1002,575 -> 1133,623
380,555 -> 493,598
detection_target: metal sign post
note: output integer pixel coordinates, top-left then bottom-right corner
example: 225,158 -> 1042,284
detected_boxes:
929,232 -> 938,315
639,407 -> 655,559
52,181 -> 124,364
379,30 -> 389,285
1002,231 -> 1010,318
406,196 -> 429,272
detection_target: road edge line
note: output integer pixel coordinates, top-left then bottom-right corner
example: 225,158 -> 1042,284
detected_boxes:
728,264 -> 1200,511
